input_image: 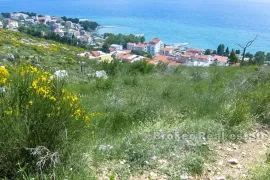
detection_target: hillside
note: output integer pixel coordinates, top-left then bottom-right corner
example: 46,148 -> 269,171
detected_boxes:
0,30 -> 270,179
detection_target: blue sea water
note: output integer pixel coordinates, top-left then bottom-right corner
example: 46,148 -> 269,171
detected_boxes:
0,0 -> 270,52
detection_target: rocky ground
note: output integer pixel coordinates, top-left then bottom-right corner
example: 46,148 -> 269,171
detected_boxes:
97,125 -> 270,180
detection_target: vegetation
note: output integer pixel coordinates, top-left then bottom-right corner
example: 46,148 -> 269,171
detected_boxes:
103,33 -> 146,50
18,25 -> 93,49
1,30 -> 270,179
131,50 -> 152,59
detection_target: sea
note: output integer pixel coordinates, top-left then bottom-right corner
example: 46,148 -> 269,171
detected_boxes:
1,0 -> 270,52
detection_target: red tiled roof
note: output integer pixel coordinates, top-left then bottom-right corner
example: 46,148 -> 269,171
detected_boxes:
195,55 -> 210,61
154,55 -> 169,63
186,48 -> 203,53
91,51 -> 100,57
150,38 -> 161,44
214,55 -> 228,63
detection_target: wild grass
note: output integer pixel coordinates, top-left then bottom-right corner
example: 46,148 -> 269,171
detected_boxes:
1,30 -> 270,179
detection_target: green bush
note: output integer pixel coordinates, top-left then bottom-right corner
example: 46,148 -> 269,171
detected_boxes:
0,65 -> 91,178
183,153 -> 204,176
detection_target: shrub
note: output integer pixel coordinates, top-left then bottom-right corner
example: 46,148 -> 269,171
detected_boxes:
183,153 -> 204,176
0,64 -> 91,178
128,60 -> 154,75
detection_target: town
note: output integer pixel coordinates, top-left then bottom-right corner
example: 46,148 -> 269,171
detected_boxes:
0,12 -> 259,67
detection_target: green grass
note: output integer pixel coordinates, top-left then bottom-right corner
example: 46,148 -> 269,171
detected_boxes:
1,30 -> 270,179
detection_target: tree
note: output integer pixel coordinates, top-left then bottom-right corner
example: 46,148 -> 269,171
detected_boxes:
237,35 -> 258,65
102,43 -> 110,53
254,51 -> 265,65
245,52 -> 254,60
266,53 -> 270,61
225,47 -> 230,57
229,49 -> 238,64
205,49 -> 211,55
213,50 -> 217,55
217,44 -> 225,56
235,50 -> 241,55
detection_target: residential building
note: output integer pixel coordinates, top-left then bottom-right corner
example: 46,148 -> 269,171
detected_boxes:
25,18 -> 35,23
127,42 -> 136,50
77,35 -> 93,44
213,55 -> 229,66
160,47 -> 174,56
10,13 -> 29,20
68,29 -> 80,37
134,43 -> 147,52
0,21 -> 3,29
147,38 -> 164,55
110,44 -> 123,51
54,28 -> 65,37
186,48 -> 204,55
7,20 -> 19,30
66,21 -> 73,28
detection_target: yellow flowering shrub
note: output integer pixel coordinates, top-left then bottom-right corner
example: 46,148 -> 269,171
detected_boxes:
0,64 -> 93,178
0,66 -> 9,86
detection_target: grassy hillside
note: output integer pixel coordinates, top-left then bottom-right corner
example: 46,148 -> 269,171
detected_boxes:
0,30 -> 270,179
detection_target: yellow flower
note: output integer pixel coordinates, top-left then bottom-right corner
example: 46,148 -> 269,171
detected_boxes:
41,75 -> 47,82
29,100 -> 33,105
49,96 -> 56,101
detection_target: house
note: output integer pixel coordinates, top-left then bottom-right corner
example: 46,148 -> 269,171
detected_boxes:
54,28 -> 65,37
110,44 -> 123,51
153,55 -> 181,66
154,55 -> 170,64
116,51 -> 146,62
68,29 -> 80,37
213,55 -> 229,66
7,20 -> 19,30
25,18 -> 35,23
134,43 -> 147,52
77,35 -> 93,44
186,48 -> 204,55
66,21 -> 73,28
0,21 -> 3,29
127,42 -> 136,50
160,47 -> 174,56
89,51 -> 113,62
44,15 -> 52,23
10,13 -> 29,20
147,38 -> 164,55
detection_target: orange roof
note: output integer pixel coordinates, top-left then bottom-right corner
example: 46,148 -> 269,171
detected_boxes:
154,55 -> 169,63
195,55 -> 210,61
182,52 -> 196,57
168,61 -> 182,67
148,60 -> 156,65
150,38 -> 161,44
214,55 -> 228,63
123,50 -> 132,53
186,48 -> 203,53
91,51 -> 100,57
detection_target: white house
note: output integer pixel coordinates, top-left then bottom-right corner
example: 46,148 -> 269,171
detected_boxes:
54,28 -> 65,37
7,20 -> 19,30
10,13 -> 29,20
110,44 -> 123,51
0,21 -> 3,29
160,47 -> 174,56
147,38 -> 164,55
